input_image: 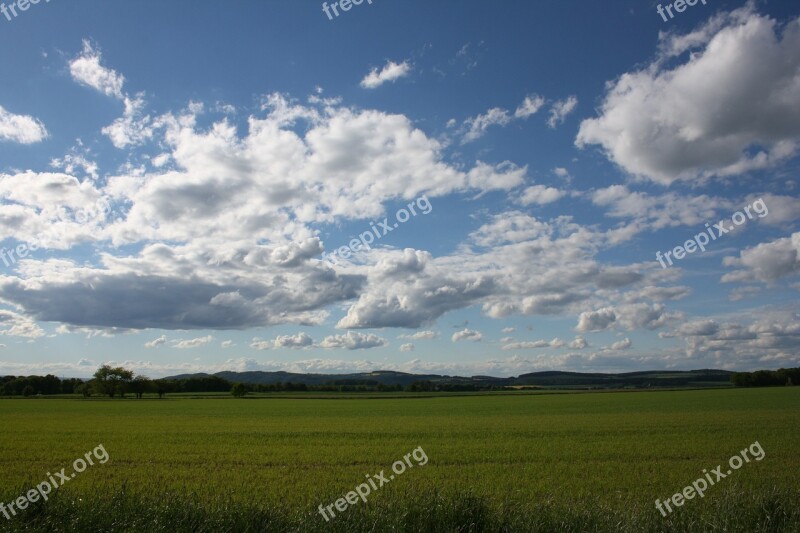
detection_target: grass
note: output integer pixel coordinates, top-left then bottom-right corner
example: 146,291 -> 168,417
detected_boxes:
1,387 -> 798,531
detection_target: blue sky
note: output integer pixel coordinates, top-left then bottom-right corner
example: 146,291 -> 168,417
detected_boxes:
1,0 -> 799,378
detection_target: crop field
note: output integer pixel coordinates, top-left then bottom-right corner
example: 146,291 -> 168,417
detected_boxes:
1,387 -> 799,532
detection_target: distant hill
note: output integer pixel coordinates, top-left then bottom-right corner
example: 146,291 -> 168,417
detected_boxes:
513,369 -> 732,388
164,369 -> 733,389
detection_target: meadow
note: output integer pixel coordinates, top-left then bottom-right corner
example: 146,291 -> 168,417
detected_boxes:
0,387 -> 798,532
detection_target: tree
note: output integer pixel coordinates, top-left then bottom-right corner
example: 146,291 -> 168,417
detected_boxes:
91,365 -> 134,398
75,383 -> 92,398
231,383 -> 249,398
130,376 -> 152,399
153,379 -> 173,399
22,385 -> 35,397
61,378 -> 84,394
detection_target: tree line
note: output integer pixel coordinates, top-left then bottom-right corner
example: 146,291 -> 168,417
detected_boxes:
730,367 -> 799,387
1,367 -> 496,398
14,365 -> 791,397
0,366 -> 234,398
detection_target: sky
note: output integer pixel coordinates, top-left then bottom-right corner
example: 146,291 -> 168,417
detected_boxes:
0,0 -> 799,378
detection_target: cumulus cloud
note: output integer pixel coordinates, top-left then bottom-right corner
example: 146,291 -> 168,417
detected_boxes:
173,335 -> 213,349
144,335 -> 166,348
502,338 -> 563,350
0,106 -> 48,144
337,249 -> 497,329
666,309 -> 800,367
319,331 -> 388,350
609,338 -> 632,351
722,233 -> 800,283
591,185 -> 731,230
69,40 -> 125,99
0,46 -> 708,362
575,303 -> 677,335
452,328 -> 482,342
577,8 -> 800,184
576,307 -> 617,332
519,185 -> 566,206
273,332 -> 314,349
569,336 -> 588,349
69,41 -> 156,149
248,331 -> 315,351
399,330 -> 438,340
102,95 -> 155,148
1,90 -> 534,333
360,60 -> 411,89
250,338 -> 272,350
399,343 -> 415,352
0,310 -> 44,338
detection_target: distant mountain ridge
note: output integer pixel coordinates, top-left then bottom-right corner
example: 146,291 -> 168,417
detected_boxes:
164,369 -> 734,389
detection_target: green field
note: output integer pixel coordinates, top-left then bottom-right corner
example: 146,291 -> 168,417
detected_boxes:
1,387 -> 799,532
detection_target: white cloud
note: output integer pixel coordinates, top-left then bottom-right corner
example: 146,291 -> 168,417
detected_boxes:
461,108 -> 512,143
722,233 -> 800,283
221,340 -> 235,348
591,185 -> 731,231
0,310 -> 44,338
0,105 -> 48,144
667,309 -> 800,367
337,249 -> 497,329
0,93 -> 533,333
173,335 -> 213,349
360,60 -> 411,89
569,337 -> 588,349
399,330 -> 438,340
553,168 -> 570,178
501,337 -> 563,350
319,331 -> 388,350
273,332 -> 314,349
144,335 -> 166,348
461,94 -> 546,143
399,343 -> 415,352
102,95 -> 155,148
576,307 -> 617,332
519,185 -> 566,206
69,40 -> 125,99
69,41 -> 155,149
609,338 -> 632,351
514,94 -> 546,119
576,8 -> 800,184
250,338 -> 272,351
547,96 -> 578,128
452,328 -> 482,342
